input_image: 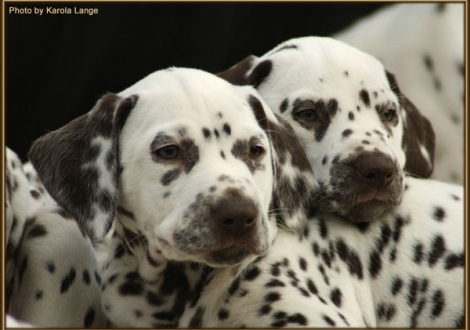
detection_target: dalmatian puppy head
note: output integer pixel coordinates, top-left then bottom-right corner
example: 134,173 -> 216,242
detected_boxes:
29,68 -> 314,268
218,36 -> 435,223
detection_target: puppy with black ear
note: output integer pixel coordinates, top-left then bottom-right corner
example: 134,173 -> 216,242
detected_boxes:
218,36 -> 436,224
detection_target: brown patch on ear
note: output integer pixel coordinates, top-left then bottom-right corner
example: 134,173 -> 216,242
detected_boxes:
246,60 -> 272,88
217,55 -> 257,85
29,93 -> 138,240
401,96 -> 435,178
218,56 -> 272,88
248,94 -> 269,131
268,114 -> 315,233
386,70 -> 435,178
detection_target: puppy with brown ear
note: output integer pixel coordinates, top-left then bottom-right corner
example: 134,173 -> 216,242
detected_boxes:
218,36 -> 436,224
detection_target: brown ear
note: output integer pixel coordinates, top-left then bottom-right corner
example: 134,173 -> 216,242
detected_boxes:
217,55 -> 257,85
386,71 -> 435,178
218,55 -> 273,89
29,93 -> 138,240
247,94 -> 315,233
401,96 -> 435,178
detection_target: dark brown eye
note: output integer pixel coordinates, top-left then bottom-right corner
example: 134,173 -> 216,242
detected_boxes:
249,145 -> 265,158
382,108 -> 397,122
156,145 -> 180,159
295,109 -> 318,121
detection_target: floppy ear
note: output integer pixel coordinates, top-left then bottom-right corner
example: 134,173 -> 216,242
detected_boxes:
386,71 -> 435,178
29,93 -> 138,241
248,95 -> 315,234
218,55 -> 273,88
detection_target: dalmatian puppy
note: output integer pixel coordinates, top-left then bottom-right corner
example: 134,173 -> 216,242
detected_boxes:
5,148 -> 106,327
217,36 -> 464,327
335,3 -> 464,184
29,68 -> 379,327
218,36 -> 435,224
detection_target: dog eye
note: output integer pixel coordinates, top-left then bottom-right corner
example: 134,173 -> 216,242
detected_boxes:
156,145 -> 180,159
295,109 -> 318,122
382,108 -> 397,122
249,145 -> 265,158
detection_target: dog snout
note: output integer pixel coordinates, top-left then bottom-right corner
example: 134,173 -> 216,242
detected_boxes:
212,197 -> 258,237
352,153 -> 397,189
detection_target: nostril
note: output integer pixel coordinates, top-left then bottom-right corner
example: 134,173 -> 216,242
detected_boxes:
363,172 -> 378,181
245,217 -> 255,226
220,217 -> 235,226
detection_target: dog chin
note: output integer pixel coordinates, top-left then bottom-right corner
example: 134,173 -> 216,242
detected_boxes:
339,200 -> 394,223
156,238 -> 258,267
205,246 -> 256,267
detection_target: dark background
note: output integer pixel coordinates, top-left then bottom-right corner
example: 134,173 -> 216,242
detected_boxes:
5,2 -> 387,161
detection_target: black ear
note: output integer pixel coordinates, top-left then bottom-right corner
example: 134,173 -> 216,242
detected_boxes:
386,71 -> 435,178
247,95 -> 315,234
218,56 -> 272,88
29,93 -> 138,241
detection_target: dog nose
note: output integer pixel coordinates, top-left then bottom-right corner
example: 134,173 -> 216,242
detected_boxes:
353,153 -> 397,189
213,197 -> 258,236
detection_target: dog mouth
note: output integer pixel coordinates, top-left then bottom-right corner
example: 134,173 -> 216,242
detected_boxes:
340,199 -> 395,223
206,245 -> 253,266
157,236 -> 265,267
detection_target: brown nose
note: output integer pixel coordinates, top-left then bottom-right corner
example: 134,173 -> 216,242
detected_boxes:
212,197 -> 258,237
352,153 -> 397,189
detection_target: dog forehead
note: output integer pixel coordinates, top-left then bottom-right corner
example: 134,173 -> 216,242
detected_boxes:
119,68 -> 262,127
258,37 -> 391,98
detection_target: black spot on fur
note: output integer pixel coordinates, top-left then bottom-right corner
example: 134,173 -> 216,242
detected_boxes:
359,89 -> 371,107
118,272 -> 144,296
410,298 -> 426,327
218,308 -> 229,320
445,253 -> 464,270
222,123 -> 231,136
84,307 -> 95,327
266,279 -> 285,288
436,3 -> 446,12
83,270 -> 91,285
114,244 -> 125,259
60,267 -> 77,293
369,250 -> 382,278
46,261 -> 55,273
391,277 -> 403,296
27,224 -> 47,239
348,111 -> 355,121
431,290 -> 445,317
265,292 -> 281,303
228,278 -> 240,295
428,235 -> 446,267
323,315 -> 336,326
318,218 -> 328,239
35,290 -> 43,300
407,278 -> 419,306
244,266 -> 261,281
336,239 -> 363,279
258,304 -> 272,316
344,70 -> 349,77
161,168 -> 181,186
189,307 -> 204,327
342,129 -> 353,138
280,98 -> 289,113
330,288 -> 342,307
299,257 -> 307,271
413,243 -> 424,264
454,314 -> 465,327
424,54 -> 434,71
202,128 -> 211,139
94,271 -> 101,285
377,303 -> 396,321
433,207 -> 446,222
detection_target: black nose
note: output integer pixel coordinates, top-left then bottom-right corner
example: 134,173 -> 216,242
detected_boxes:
352,153 -> 397,189
212,197 -> 258,237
